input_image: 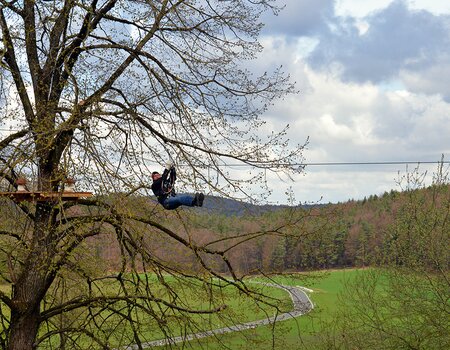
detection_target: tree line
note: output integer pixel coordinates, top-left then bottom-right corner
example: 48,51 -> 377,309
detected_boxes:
56,182 -> 448,276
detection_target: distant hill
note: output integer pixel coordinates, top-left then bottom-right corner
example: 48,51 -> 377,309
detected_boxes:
163,194 -> 323,216
199,195 -> 289,215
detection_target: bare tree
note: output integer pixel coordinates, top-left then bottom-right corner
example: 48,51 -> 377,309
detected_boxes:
0,1 -> 305,349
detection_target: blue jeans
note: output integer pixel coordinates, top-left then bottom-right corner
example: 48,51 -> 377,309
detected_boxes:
162,195 -> 194,210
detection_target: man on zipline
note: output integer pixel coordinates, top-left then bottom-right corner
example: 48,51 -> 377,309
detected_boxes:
151,163 -> 205,210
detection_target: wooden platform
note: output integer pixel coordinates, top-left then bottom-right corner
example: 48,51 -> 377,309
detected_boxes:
0,191 -> 93,202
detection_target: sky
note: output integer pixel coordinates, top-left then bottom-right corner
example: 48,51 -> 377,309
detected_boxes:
253,0 -> 450,204
1,0 -> 449,204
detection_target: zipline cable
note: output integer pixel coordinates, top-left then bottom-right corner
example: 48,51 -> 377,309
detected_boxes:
143,158 -> 450,168
2,128 -> 447,167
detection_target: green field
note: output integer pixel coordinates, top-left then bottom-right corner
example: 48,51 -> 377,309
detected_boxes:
0,269 -> 368,349
35,274 -> 295,349
166,269 -> 368,349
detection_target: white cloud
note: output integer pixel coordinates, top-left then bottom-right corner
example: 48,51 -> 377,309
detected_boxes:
261,0 -> 334,37
287,164 -> 440,203
252,33 -> 450,202
262,1 -> 450,100
399,58 -> 450,101
408,0 -> 450,15
335,0 -> 394,18
336,0 -> 450,17
261,158 -> 442,204
309,1 -> 450,86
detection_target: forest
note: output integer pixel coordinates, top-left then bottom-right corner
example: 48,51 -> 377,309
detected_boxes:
11,181 -> 442,276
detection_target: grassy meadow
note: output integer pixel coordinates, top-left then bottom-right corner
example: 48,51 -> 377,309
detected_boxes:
166,269 -> 368,350
0,269 -> 364,349
33,274 -> 293,349
17,266 -> 444,349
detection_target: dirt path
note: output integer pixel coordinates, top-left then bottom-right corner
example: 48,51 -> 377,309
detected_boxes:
122,284 -> 313,349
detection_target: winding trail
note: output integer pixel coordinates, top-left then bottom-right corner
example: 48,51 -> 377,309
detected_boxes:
123,284 -> 313,349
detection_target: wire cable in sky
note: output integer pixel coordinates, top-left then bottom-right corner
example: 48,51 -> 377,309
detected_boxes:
300,161 -> 449,166
219,161 -> 449,168
145,159 -> 448,167
2,128 -> 447,167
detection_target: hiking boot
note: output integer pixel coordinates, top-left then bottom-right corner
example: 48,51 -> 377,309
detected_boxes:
197,193 -> 204,207
192,193 -> 199,206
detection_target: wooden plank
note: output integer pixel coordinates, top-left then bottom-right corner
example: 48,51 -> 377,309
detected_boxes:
0,192 -> 38,201
0,191 -> 93,202
39,192 -> 93,198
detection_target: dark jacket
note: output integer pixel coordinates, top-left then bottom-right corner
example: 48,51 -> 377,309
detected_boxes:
151,168 -> 176,203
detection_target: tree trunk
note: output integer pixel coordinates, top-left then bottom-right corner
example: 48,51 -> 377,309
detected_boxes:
8,253 -> 47,350
8,202 -> 55,349
8,304 -> 40,350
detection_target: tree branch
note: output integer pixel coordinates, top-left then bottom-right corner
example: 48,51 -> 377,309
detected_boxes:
0,230 -> 27,247
40,294 -> 226,321
0,129 -> 29,152
23,1 -> 42,95
41,0 -> 74,95
34,327 -> 108,349
0,0 -> 22,16
0,290 -> 12,309
46,0 -> 171,170
52,0 -> 116,101
0,10 -> 35,124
